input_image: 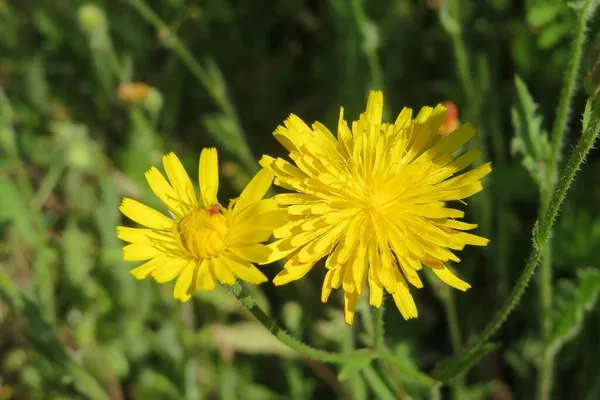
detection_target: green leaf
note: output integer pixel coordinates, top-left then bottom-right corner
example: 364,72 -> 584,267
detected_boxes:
548,268 -> 600,356
527,0 -> 564,27
61,218 -> 94,284
25,56 -> 50,115
338,354 -> 376,381
582,99 -> 592,132
362,365 -> 397,400
510,75 -> 550,186
0,177 -> 36,246
432,342 -> 499,382
137,369 -> 182,400
209,322 -> 295,358
32,246 -> 58,324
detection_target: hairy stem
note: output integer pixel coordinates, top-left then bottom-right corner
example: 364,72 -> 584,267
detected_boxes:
538,3 -> 597,399
434,99 -> 600,381
225,280 -> 374,363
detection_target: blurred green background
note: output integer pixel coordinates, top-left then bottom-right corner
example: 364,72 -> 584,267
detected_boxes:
2,0 -> 600,399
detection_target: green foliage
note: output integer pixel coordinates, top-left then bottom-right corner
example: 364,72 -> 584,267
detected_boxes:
548,269 -> 600,356
511,76 -> 550,187
1,0 -> 600,399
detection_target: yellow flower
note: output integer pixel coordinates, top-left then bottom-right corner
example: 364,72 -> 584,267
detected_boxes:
260,91 -> 491,325
118,148 -> 282,301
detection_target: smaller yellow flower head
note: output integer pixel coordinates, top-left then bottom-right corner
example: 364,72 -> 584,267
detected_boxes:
117,148 -> 283,301
261,91 -> 491,325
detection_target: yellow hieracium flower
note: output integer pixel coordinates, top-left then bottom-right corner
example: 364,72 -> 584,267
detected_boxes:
261,91 -> 491,325
118,148 -> 282,301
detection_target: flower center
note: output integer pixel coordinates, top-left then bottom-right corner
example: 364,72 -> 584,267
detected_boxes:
178,205 -> 228,259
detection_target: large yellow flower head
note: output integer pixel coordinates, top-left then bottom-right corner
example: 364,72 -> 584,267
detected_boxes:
261,91 -> 491,325
118,148 -> 281,301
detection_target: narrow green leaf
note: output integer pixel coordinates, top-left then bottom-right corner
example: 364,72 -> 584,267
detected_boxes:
582,99 -> 592,132
338,355 -> 376,381
32,246 -> 58,324
510,75 -> 550,186
61,217 -> 94,284
209,322 -> 295,358
0,177 -> 36,246
548,268 -> 600,356
432,342 -> 499,382
362,365 -> 396,400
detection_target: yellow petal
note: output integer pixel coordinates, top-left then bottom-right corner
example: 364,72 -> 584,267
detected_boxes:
123,244 -> 163,261
130,255 -> 171,279
211,257 -> 236,285
225,255 -> 268,284
229,243 -> 272,264
162,152 -> 197,208
199,147 -> 219,207
391,269 -> 418,319
233,168 -> 275,217
145,166 -> 183,216
196,259 -> 216,291
432,266 -> 471,291
368,267 -> 384,308
321,270 -> 334,302
117,226 -> 170,244
365,90 -> 384,126
151,257 -> 188,283
272,259 -> 314,285
438,220 -> 478,231
453,232 -> 490,246
120,198 -> 172,229
344,291 -> 358,325
174,261 -> 196,301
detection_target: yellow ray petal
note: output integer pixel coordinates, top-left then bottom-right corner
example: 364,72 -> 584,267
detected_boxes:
162,152 -> 198,209
117,226 -> 171,244
368,266 -> 384,307
233,168 -> 275,217
145,166 -> 183,216
321,270 -> 334,302
391,269 -> 418,319
211,257 -> 236,285
344,291 -> 359,325
199,147 -> 219,207
151,257 -> 188,283
229,243 -> 272,264
272,259 -> 314,285
130,255 -> 171,279
225,255 -> 268,284
174,261 -> 195,301
365,90 -> 383,127
196,259 -> 216,291
123,244 -> 163,261
432,265 -> 471,291
120,198 -> 172,230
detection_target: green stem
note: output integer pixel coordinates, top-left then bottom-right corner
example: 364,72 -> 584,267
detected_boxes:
433,99 -> 600,382
537,3 -> 597,399
545,0 -> 597,183
446,0 -> 476,105
224,280 -> 374,363
442,287 -> 464,399
362,365 -> 397,400
31,154 -> 67,211
126,0 -> 256,173
372,303 -> 385,350
378,348 -> 437,387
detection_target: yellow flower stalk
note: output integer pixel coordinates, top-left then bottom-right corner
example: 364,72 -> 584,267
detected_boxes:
261,91 -> 491,325
118,148 -> 282,301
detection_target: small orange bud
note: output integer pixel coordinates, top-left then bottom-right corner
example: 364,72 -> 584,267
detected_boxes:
438,100 -> 460,136
118,82 -> 151,105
